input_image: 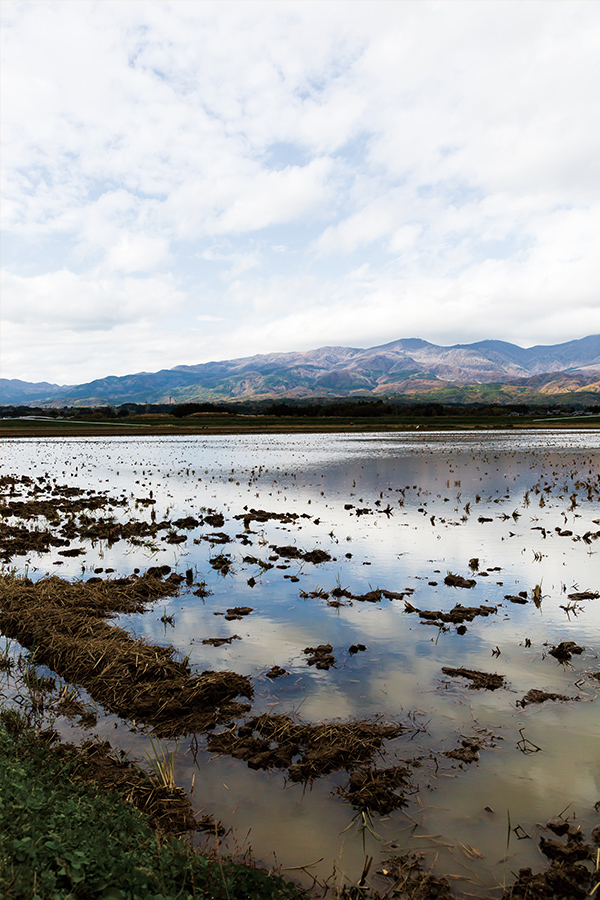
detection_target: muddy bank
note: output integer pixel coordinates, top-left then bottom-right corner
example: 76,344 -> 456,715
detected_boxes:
52,737 -> 219,835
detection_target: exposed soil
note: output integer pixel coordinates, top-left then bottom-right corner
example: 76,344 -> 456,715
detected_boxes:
202,635 -> 242,647
378,853 -> 454,900
206,714 -> 404,785
270,544 -> 332,565
234,508 -> 309,529
300,585 -> 412,604
194,531 -> 231,544
337,764 -> 416,814
404,600 -> 497,625
503,820 -> 598,900
549,641 -> 585,662
304,643 -> 336,669
517,689 -> 575,707
209,553 -> 233,574
444,573 -> 477,588
443,737 -> 482,764
52,737 -> 220,835
441,667 -> 505,690
223,606 -> 253,621
0,571 -> 253,737
265,665 -> 288,679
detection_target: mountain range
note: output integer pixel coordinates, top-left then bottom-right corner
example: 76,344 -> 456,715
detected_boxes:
2,335 -> 600,407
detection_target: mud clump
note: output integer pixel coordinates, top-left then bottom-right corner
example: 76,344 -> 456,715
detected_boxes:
209,554 -> 233,574
504,821 -> 597,900
270,545 -> 332,565
0,572 -> 253,737
405,601 -> 497,625
549,641 -> 585,662
302,585 -> 411,605
444,738 -> 482,764
234,508 -> 303,529
517,689 -> 575,707
304,643 -> 336,669
337,764 -> 414,814
223,606 -> 253,621
172,516 -> 201,529
0,522 -> 69,561
202,635 -> 241,647
194,531 -> 231,544
207,714 -> 404,785
378,853 -> 454,900
444,573 -> 477,588
441,667 -> 505,690
203,512 -> 225,528
265,665 -> 288,679
302,548 -> 332,564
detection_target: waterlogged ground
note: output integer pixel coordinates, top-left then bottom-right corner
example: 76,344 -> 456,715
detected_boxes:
1,431 -> 599,897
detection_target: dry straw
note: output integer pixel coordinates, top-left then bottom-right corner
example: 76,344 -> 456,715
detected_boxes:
0,571 -> 252,737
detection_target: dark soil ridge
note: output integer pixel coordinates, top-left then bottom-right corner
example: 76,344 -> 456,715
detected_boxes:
206,713 -> 406,787
404,600 -> 498,625
441,667 -> 505,690
300,585 -> 412,604
0,572 -> 253,737
517,689 -> 576,707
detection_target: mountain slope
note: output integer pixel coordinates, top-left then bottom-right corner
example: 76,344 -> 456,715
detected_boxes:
2,335 -> 599,406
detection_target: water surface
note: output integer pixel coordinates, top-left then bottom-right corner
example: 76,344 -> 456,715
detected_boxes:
1,430 -> 599,895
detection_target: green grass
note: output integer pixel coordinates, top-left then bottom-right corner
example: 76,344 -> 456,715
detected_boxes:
0,712 -> 303,900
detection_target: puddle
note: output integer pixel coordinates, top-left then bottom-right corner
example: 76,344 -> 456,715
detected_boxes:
0,430 -> 599,895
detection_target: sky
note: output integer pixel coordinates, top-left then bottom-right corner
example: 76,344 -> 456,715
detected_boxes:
2,0 -> 600,386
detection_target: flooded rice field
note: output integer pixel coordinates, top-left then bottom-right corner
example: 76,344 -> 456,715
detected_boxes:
1,430 -> 599,897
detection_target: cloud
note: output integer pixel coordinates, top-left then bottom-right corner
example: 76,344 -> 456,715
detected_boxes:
2,0 -> 599,383
2,269 -> 185,330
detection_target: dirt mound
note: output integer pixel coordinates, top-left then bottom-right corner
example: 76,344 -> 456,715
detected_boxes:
504,821 -> 597,899
304,644 -> 336,669
444,573 -> 477,588
378,853 -> 453,899
549,641 -> 585,662
234,508 -> 302,529
517,689 -> 575,707
441,667 -> 505,690
0,572 -> 253,737
270,545 -> 332,564
337,764 -> 414,814
405,601 -> 497,624
207,714 -> 404,784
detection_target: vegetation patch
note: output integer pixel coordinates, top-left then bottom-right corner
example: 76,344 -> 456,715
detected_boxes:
0,715 -> 303,900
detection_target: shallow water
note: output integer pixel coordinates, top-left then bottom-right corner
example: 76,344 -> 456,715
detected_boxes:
1,430 -> 599,896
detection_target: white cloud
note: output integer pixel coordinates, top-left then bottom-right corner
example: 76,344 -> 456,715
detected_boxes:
1,0 -> 599,383
2,268 -> 185,330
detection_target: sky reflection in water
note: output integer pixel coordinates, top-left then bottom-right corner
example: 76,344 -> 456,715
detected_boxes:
1,430 -> 599,894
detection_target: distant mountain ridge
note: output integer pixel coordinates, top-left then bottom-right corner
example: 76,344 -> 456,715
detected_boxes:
2,335 -> 600,406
